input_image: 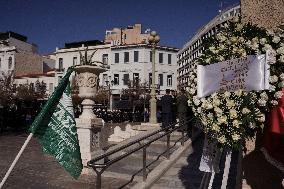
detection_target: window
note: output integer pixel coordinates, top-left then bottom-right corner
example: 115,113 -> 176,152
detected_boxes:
59,58 -> 63,71
167,75 -> 172,86
58,76 -> 63,83
133,73 -> 139,85
114,74 -> 119,85
73,57 -> 77,66
102,54 -> 108,64
124,52 -> 129,63
49,83 -> 54,94
150,51 -> 152,62
168,54 -> 172,64
103,74 -> 108,86
149,73 -> 152,85
123,74 -> 129,85
158,74 -> 163,86
8,57 -> 12,69
159,53 -> 163,63
134,51 -> 139,62
115,53 -> 119,63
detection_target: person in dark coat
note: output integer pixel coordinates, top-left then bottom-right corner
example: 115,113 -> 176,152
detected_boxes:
176,88 -> 192,135
161,89 -> 173,129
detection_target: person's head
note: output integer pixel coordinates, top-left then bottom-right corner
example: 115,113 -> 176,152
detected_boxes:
166,89 -> 171,94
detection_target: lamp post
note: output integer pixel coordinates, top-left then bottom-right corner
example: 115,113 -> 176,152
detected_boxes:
148,31 -> 160,124
105,79 -> 114,111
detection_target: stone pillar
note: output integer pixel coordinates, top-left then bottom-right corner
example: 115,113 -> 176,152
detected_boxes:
74,65 -> 106,174
241,0 -> 284,30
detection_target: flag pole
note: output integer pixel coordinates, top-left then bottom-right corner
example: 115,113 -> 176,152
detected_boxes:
0,133 -> 34,189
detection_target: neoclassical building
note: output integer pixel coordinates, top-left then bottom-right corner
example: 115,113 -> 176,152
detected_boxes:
177,5 -> 240,89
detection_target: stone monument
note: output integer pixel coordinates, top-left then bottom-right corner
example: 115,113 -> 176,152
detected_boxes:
74,65 -> 107,173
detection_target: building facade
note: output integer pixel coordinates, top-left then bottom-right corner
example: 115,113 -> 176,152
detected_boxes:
105,24 -> 150,45
177,5 -> 240,89
0,31 -> 56,96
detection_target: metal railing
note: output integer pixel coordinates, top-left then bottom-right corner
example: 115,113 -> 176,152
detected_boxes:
87,118 -> 194,189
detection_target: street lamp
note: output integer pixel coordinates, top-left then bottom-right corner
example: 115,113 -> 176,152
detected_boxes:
148,31 -> 160,124
105,79 -> 114,111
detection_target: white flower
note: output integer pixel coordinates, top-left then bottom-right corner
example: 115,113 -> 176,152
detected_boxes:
269,75 -> 278,83
218,136 -> 226,144
231,36 -> 238,43
226,99 -> 235,108
266,29 -> 275,36
213,98 -> 221,107
197,107 -> 202,113
205,58 -> 211,64
217,56 -> 225,61
193,97 -> 201,106
257,114 -> 265,122
272,36 -> 281,44
260,38 -> 267,45
223,91 -> 231,98
214,107 -> 223,115
232,120 -> 240,128
258,99 -> 267,106
260,92 -> 268,100
236,24 -> 243,31
206,103 -> 213,110
262,44 -> 272,52
212,124 -> 220,132
208,113 -> 214,119
274,91 -> 283,99
242,108 -> 250,114
217,116 -> 227,124
209,46 -> 216,51
189,88 -> 196,95
279,55 -> 284,63
224,23 -> 229,28
280,73 -> 284,81
271,100 -> 279,106
276,47 -> 284,55
232,134 -> 240,141
269,85 -> 276,91
232,16 -> 239,23
234,89 -> 243,97
229,109 -> 238,119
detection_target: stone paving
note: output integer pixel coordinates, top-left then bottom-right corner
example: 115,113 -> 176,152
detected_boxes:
0,133 -> 135,189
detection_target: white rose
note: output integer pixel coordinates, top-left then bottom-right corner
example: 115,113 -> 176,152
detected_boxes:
260,92 -> 268,100
279,73 -> 284,81
248,122 -> 256,128
217,116 -> 227,124
234,89 -> 243,97
260,38 -> 267,45
229,109 -> 238,119
212,124 -> 220,132
276,47 -> 284,55
193,97 -> 201,106
279,55 -> 284,63
262,44 -> 272,52
213,98 -> 221,107
242,108 -> 250,114
232,120 -> 240,128
274,91 -> 283,99
218,136 -> 226,144
226,99 -> 235,108
269,75 -> 278,83
272,36 -> 281,44
232,134 -> 240,141
232,16 -> 239,23
208,113 -> 214,119
257,114 -> 265,122
214,107 -> 223,115
197,107 -> 202,113
271,100 -> 279,106
223,91 -> 231,98
269,85 -> 276,91
258,99 -> 267,106
231,36 -> 238,43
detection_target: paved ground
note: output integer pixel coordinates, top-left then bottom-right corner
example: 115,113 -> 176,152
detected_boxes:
0,133 -> 136,189
152,134 -> 284,189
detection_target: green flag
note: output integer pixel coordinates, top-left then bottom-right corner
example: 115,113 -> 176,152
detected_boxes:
29,67 -> 83,179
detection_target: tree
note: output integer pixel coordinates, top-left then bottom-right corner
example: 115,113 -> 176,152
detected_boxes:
0,71 -> 15,107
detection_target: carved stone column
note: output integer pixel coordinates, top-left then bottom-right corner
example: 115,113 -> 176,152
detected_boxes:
74,65 -> 106,173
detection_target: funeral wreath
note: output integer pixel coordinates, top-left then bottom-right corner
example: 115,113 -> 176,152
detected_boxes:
187,17 -> 284,150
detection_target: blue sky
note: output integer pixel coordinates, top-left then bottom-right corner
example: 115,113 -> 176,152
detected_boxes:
0,0 -> 239,54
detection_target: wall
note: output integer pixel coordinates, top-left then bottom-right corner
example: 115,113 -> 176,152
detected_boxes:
241,0 -> 284,30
